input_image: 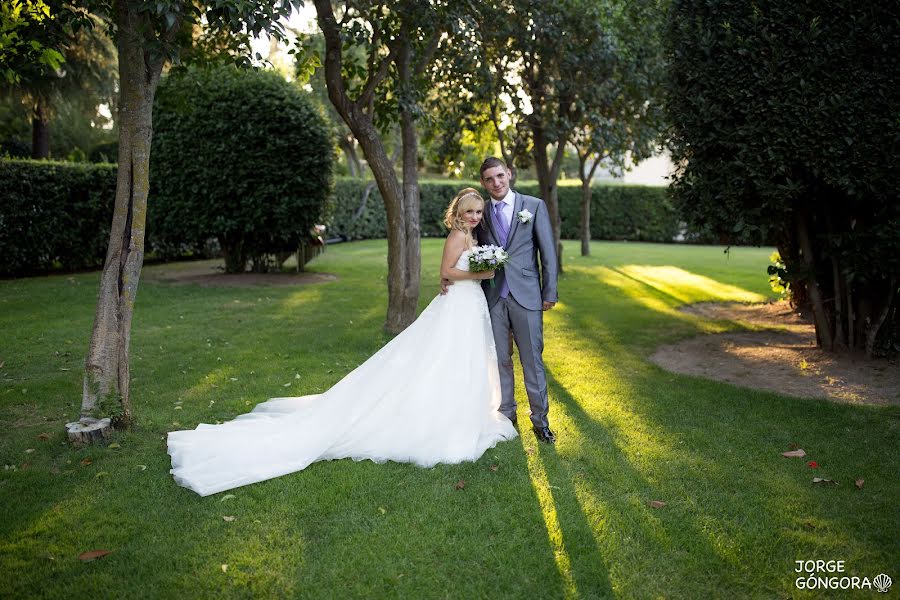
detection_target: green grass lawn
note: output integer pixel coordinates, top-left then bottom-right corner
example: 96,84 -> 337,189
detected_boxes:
1,240 -> 897,599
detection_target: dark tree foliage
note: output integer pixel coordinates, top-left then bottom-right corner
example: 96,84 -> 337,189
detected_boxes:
666,0 -> 899,356
150,64 -> 333,273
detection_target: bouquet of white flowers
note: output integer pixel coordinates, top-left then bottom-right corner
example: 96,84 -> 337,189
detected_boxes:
468,244 -> 509,287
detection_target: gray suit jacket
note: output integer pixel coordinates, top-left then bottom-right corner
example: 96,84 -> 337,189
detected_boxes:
476,191 -> 559,310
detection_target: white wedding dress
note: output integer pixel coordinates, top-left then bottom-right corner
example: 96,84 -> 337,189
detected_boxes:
167,248 -> 517,496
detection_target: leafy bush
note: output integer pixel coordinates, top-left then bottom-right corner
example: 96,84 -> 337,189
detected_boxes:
1,138 -> 30,159
149,64 -> 334,272
666,0 -> 899,355
89,140 -> 118,163
0,159 -> 116,275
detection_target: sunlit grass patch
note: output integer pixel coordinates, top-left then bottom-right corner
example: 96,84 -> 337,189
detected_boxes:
0,239 -> 896,598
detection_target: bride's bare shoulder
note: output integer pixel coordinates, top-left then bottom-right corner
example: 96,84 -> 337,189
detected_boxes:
445,229 -> 467,246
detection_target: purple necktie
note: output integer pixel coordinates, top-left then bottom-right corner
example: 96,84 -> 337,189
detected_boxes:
493,201 -> 510,298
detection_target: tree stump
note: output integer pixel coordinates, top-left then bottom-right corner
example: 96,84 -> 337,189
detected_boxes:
65,417 -> 112,445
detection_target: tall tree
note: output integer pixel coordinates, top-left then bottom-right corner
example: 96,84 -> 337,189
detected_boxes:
38,0 -> 304,443
1,5 -> 114,158
570,0 -> 667,255
449,0 -> 660,270
313,0 -> 445,333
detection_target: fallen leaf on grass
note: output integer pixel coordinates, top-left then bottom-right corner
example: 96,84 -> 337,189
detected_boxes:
24,448 -> 35,454
855,479 -> 864,489
648,500 -> 667,509
807,461 -> 820,468
812,477 -> 838,485
95,472 -> 109,478
80,458 -> 92,466
221,564 -> 228,573
37,433 -> 50,440
220,494 -> 236,502
782,449 -> 807,458
21,462 -> 31,470
223,516 -> 235,522
378,507 -> 387,514
79,550 -> 112,561
454,479 -> 466,490
108,443 -> 121,449
489,465 -> 499,472
136,465 -> 147,471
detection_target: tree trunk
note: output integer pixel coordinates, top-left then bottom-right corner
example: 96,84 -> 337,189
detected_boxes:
580,177 -> 592,257
830,255 -> 848,351
577,152 -> 601,257
357,117 -> 419,333
71,1 -> 164,439
824,203 -> 848,350
221,236 -> 247,273
532,127 -> 565,272
490,101 -> 518,186
315,0 -> 420,334
31,98 -> 49,159
866,278 -> 896,358
795,209 -> 834,350
344,107 -> 419,332
339,134 -> 362,177
390,40 -> 421,333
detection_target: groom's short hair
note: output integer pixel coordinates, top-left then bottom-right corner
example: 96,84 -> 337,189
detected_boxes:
479,156 -> 507,176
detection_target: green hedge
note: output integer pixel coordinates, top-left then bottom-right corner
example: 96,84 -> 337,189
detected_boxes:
0,162 -> 678,276
0,159 -> 117,275
326,178 -> 678,242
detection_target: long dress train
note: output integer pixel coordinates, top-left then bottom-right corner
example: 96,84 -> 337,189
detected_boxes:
167,249 -> 517,496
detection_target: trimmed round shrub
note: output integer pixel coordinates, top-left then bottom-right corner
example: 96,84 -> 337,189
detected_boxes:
150,64 -> 333,272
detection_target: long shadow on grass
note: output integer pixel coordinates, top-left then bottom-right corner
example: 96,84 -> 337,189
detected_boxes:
544,367 -> 750,593
543,287 -> 894,593
516,421 -> 617,598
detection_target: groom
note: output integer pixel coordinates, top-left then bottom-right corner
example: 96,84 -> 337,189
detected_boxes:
443,157 -> 559,443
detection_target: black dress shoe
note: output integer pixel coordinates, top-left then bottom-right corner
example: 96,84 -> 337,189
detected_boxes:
533,426 -> 556,444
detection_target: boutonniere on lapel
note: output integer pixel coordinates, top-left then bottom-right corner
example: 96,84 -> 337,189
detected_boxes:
517,209 -> 533,223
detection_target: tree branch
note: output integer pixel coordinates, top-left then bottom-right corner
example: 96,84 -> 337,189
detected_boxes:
413,27 -> 441,79
314,0 -> 352,122
358,36 -> 401,110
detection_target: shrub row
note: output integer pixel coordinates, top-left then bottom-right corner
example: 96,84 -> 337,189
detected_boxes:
0,159 -> 116,275
0,161 -> 678,276
326,178 -> 679,242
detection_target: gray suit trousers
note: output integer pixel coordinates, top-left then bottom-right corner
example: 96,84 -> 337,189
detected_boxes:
489,295 -> 550,429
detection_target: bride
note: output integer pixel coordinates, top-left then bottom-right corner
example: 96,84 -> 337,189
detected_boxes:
167,188 -> 518,496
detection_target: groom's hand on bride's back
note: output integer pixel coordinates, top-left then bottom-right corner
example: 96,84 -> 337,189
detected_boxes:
440,277 -> 453,295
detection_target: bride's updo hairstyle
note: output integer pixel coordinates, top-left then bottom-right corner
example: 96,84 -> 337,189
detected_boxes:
443,187 -> 484,233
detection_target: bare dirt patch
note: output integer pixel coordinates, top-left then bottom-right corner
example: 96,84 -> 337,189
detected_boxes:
650,301 -> 899,406
142,259 -> 337,288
